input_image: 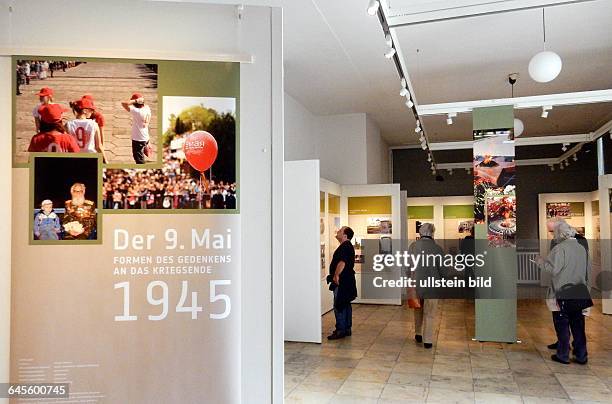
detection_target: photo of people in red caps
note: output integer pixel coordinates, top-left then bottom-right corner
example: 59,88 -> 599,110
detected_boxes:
15,59 -> 157,165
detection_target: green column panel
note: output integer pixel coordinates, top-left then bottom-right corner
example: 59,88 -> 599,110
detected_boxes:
473,106 -> 517,343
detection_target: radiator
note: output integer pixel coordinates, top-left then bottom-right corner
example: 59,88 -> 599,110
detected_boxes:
517,252 -> 541,284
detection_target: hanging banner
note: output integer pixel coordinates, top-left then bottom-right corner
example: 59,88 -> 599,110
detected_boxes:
472,106 -> 517,343
11,56 -> 240,403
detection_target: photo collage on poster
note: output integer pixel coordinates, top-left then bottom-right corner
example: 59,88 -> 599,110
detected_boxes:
473,129 -> 516,247
14,57 -> 238,244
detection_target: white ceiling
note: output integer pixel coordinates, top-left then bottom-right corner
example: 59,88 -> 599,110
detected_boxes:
281,0 -> 612,146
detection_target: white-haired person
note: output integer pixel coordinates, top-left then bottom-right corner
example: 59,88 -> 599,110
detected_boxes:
408,223 -> 444,349
536,220 -> 590,365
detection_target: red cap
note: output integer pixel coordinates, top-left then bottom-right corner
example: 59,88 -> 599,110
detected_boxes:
131,93 -> 143,100
36,87 -> 54,97
74,98 -> 96,110
38,104 -> 69,124
81,94 -> 94,101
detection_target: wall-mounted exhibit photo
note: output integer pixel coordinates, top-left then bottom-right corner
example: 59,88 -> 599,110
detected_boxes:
366,217 -> 392,234
102,96 -> 237,211
14,58 -> 158,165
32,155 -> 99,243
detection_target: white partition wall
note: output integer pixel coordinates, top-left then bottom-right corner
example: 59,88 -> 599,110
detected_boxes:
284,161 -> 322,343
1,2 -> 283,402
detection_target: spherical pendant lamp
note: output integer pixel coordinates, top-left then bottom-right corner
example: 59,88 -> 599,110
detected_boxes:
528,51 -> 562,83
514,118 -> 524,137
529,8 -> 562,83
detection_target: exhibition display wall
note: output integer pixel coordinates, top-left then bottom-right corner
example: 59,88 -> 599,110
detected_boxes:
1,1 -> 284,403
284,160 -> 321,343
284,165 -> 402,343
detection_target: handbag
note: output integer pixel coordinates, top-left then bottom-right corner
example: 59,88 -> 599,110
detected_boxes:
556,283 -> 593,313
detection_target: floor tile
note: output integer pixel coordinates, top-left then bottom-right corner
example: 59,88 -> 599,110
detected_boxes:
426,387 -> 475,403
379,384 -> 428,402
336,380 -> 385,399
474,392 -> 522,404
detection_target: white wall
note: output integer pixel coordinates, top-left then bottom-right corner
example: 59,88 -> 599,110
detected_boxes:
284,161 -> 322,343
366,114 -> 389,184
284,95 -> 390,186
1,1 -> 283,403
316,113 -> 368,185
284,93 -> 317,161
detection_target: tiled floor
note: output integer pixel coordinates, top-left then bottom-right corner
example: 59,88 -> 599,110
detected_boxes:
285,300 -> 612,403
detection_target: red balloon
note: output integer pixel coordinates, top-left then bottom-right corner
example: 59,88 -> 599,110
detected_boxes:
183,130 -> 218,172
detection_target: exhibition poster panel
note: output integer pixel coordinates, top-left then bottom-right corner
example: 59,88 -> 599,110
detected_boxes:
11,57 -> 240,403
443,205 -> 474,253
348,196 -> 393,272
545,201 -> 586,238
327,194 -> 341,274
406,205 -> 433,240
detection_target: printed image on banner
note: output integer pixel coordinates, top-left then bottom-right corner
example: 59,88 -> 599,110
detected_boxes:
14,59 -> 158,165
103,96 -> 237,211
11,56 -> 241,403
473,129 -> 516,247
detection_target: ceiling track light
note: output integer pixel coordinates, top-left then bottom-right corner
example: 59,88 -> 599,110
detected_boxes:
405,98 -> 414,108
549,164 -> 555,171
559,164 -> 564,170
446,112 -> 456,125
465,168 -> 471,174
384,46 -> 396,59
400,87 -> 409,97
565,160 -> 570,167
385,34 -> 393,47
541,105 -> 552,118
573,154 -> 578,161
367,0 -> 380,16
561,143 -> 568,152
448,169 -> 453,175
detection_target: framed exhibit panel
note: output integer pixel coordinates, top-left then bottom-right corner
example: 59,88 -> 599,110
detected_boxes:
598,175 -> 612,314
1,1 -> 284,402
407,205 -> 434,240
344,184 -> 402,305
538,192 -> 596,244
443,204 -> 475,254
538,192 -> 598,290
406,196 -> 473,240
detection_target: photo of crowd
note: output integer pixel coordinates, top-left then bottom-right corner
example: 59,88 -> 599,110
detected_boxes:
33,156 -> 99,242
15,58 -> 158,165
103,96 -> 237,211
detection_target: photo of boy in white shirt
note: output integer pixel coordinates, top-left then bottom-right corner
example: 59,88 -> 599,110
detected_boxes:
121,92 -> 151,164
